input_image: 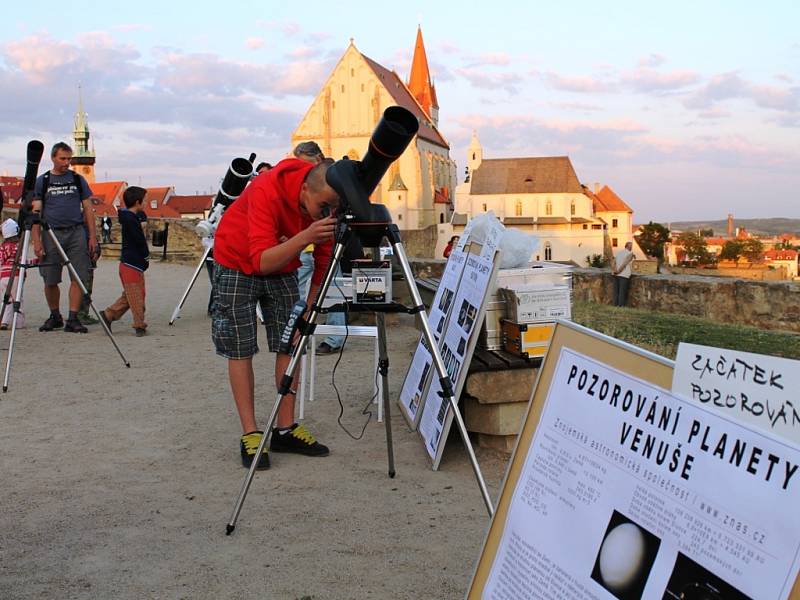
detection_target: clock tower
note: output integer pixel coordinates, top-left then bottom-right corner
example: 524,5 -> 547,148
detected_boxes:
71,85 -> 96,184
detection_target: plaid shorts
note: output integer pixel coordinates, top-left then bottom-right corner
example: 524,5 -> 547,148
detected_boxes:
211,263 -> 299,359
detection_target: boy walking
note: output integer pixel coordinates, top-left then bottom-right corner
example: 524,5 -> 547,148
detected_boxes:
101,187 -> 149,337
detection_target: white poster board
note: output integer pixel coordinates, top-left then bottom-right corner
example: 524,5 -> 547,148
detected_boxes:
398,248 -> 469,427
673,342 -> 800,445
475,346 -> 800,599
418,252 -> 499,469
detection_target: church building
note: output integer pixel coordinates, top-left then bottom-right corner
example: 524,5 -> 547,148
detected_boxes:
291,28 -> 456,229
450,132 -> 636,264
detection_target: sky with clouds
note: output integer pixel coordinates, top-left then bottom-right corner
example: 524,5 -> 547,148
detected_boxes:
1,0 -> 797,222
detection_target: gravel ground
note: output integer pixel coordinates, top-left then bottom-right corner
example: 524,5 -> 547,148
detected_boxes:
0,258 -> 508,600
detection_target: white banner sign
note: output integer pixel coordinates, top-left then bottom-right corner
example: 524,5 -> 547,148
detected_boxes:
419,253 -> 494,464
399,249 -> 468,424
673,343 -> 800,444
483,347 -> 800,599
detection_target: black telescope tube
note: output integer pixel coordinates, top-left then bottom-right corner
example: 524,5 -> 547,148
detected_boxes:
360,106 -> 420,194
23,141 -> 45,193
213,157 -> 253,208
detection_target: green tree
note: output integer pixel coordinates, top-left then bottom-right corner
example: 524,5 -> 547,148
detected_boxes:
719,239 -> 744,261
677,231 -> 713,265
699,228 -> 714,237
741,238 -> 764,262
635,222 -> 670,271
586,254 -> 609,268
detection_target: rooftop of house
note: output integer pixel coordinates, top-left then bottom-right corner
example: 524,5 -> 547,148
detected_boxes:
469,156 -> 583,195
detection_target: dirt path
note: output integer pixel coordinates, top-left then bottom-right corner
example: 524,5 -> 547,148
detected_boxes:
0,259 -> 508,599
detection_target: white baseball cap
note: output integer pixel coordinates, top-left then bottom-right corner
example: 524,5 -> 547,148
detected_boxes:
2,219 -> 19,239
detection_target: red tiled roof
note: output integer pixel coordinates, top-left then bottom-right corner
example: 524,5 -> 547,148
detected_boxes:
407,27 -> 438,119
434,187 -> 451,204
90,181 -> 126,206
361,53 -> 449,149
167,194 -> 213,214
87,197 -> 117,217
143,186 -> 181,218
765,249 -> 798,261
594,185 -> 632,213
1,182 -> 23,205
145,203 -> 181,218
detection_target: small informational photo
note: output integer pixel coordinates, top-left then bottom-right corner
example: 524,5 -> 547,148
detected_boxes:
662,552 -> 751,600
409,393 -> 421,416
457,336 -> 467,357
591,510 -> 660,599
417,362 -> 430,393
457,299 -> 478,334
438,288 -> 455,314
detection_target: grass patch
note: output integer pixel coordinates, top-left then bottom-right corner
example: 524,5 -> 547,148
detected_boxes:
572,301 -> 800,360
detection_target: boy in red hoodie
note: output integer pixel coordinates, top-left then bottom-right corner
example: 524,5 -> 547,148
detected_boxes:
212,158 -> 339,469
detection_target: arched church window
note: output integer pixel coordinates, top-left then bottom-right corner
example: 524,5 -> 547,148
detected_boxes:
515,200 -> 523,217
545,199 -> 553,216
440,213 -> 444,224
570,199 -> 576,216
544,242 -> 552,261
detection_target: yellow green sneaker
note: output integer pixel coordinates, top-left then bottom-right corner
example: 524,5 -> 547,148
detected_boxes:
240,431 -> 270,469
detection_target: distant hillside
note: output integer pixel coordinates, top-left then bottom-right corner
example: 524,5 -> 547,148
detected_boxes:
664,218 -> 800,237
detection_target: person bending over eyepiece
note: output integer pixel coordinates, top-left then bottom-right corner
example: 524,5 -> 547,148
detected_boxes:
211,158 -> 339,469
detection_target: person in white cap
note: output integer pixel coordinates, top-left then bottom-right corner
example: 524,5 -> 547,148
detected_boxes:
0,218 -> 24,329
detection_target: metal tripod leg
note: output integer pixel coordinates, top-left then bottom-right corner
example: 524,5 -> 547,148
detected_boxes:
226,238 -> 348,534
375,312 -> 396,478
391,238 -> 495,517
169,245 -> 212,325
43,228 -> 130,369
3,230 -> 32,392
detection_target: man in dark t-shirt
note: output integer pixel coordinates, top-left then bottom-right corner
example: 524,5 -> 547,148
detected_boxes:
31,142 -> 97,333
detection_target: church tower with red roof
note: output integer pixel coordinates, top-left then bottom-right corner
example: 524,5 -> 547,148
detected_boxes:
407,26 -> 439,127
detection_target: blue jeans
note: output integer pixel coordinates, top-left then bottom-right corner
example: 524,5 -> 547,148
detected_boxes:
323,310 -> 346,349
297,251 -> 314,297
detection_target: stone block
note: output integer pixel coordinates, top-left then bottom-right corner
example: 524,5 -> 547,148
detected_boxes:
464,394 -> 528,436
464,369 -> 538,404
476,433 -> 518,454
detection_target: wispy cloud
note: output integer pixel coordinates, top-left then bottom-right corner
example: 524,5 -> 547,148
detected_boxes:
684,71 -> 800,113
455,68 -> 522,93
542,72 -> 613,93
245,37 -> 265,50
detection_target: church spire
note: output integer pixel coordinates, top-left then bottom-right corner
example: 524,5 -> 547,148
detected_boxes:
72,84 -> 96,183
407,26 -> 439,127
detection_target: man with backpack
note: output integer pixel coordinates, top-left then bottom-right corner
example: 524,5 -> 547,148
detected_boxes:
31,142 -> 97,333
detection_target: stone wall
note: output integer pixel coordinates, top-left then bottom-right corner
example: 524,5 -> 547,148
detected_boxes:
573,268 -> 800,332
406,260 -> 800,333
398,225 -> 438,258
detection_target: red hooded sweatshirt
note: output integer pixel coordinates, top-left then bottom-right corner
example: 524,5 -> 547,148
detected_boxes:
213,158 -> 332,284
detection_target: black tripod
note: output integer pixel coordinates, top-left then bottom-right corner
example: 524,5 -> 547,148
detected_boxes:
225,216 -> 495,534
0,209 -> 130,392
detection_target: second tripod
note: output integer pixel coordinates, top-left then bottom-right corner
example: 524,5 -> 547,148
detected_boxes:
0,210 -> 130,392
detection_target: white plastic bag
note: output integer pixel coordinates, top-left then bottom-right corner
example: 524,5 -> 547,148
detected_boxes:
499,228 -> 539,269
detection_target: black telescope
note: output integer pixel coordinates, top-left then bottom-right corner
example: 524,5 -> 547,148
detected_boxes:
196,154 -> 255,238
325,106 -> 419,223
214,155 -> 254,209
20,140 -> 44,212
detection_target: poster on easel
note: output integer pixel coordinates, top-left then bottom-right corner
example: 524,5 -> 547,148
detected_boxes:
398,246 -> 470,428
468,321 -> 800,600
672,342 -> 800,445
418,250 -> 500,470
